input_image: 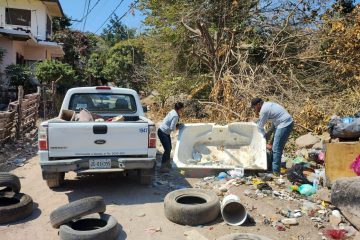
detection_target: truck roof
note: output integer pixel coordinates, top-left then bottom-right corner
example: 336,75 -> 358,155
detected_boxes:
66,87 -> 138,95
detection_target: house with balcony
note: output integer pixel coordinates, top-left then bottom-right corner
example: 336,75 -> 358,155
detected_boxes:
0,0 -> 65,86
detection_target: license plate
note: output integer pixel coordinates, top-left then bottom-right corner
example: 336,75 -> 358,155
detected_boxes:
89,159 -> 111,169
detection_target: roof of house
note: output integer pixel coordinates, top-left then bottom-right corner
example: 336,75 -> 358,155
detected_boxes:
41,0 -> 65,17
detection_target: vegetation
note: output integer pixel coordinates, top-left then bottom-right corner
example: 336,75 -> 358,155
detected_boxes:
8,1 -> 358,130
34,60 -> 76,94
5,64 -> 34,92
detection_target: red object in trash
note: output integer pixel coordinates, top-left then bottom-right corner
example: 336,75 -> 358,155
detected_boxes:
323,229 -> 347,239
350,154 -> 360,176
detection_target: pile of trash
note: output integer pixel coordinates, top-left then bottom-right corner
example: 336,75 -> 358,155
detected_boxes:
58,109 -> 127,122
190,144 -> 255,167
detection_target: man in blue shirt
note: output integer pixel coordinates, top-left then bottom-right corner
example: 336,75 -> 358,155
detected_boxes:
251,98 -> 294,175
158,102 -> 184,173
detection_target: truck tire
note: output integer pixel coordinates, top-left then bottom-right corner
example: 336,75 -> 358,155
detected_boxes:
59,214 -> 120,240
0,172 -> 21,193
0,192 -> 33,224
218,233 -> 273,240
164,188 -> 220,226
139,167 -> 155,185
50,196 -> 106,229
43,172 -> 65,188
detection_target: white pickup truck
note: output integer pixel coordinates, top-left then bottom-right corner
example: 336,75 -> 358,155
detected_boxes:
38,86 -> 157,188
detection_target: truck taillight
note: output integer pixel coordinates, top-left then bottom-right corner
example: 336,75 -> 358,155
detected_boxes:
38,125 -> 48,150
148,125 -> 156,148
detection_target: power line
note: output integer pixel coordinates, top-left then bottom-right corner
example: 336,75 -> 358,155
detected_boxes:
73,0 -> 101,26
83,0 -> 91,31
94,0 -> 126,33
95,0 -> 139,34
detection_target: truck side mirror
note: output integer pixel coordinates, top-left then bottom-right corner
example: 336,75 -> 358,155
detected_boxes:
143,105 -> 148,113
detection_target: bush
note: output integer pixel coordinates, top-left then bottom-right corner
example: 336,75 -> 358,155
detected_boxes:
5,64 -> 32,88
35,60 -> 76,94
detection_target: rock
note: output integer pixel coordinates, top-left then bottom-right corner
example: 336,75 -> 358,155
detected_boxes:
312,141 -> 323,150
331,177 -> 360,230
295,133 -> 320,148
136,213 -> 146,217
219,186 -> 228,192
281,218 -> 299,225
315,188 -> 331,203
329,215 -> 342,227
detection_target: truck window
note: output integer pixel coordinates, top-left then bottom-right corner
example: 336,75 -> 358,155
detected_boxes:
69,93 -> 137,113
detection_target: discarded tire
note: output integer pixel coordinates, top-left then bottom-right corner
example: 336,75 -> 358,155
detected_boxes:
0,192 -> 33,224
50,196 -> 106,228
164,188 -> 220,226
0,172 -> 21,193
218,233 -> 273,240
59,213 -> 120,240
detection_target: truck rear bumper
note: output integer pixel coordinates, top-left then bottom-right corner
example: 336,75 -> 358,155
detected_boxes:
40,157 -> 156,173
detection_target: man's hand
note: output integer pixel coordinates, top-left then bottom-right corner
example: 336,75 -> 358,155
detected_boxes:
176,123 -> 184,130
266,144 -> 272,150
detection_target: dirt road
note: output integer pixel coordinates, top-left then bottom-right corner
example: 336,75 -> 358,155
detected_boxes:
0,152 -> 339,240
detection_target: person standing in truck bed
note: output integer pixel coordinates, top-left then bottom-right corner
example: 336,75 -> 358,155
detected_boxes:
251,98 -> 294,176
158,102 -> 184,173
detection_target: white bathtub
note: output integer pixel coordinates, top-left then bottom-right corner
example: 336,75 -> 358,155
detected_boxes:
173,122 -> 267,170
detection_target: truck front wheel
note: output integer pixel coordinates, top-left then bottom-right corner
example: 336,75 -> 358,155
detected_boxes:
43,172 -> 65,188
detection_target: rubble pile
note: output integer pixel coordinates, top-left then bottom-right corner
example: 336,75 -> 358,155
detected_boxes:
187,132 -> 360,240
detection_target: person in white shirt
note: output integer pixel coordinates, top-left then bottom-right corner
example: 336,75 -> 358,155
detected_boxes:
251,98 -> 294,175
158,102 -> 184,173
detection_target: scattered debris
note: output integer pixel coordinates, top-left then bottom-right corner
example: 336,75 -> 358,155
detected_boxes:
145,227 -> 162,234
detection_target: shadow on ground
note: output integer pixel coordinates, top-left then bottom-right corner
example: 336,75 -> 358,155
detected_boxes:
52,158 -> 192,206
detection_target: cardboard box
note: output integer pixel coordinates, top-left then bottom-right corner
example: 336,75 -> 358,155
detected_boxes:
325,141 -> 360,185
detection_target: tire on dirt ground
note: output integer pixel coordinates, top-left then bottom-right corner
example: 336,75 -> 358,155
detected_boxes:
59,213 -> 120,240
138,167 -> 155,185
218,233 -> 273,240
50,196 -> 106,229
43,172 -> 65,188
0,192 -> 33,224
164,188 -> 220,226
0,172 -> 21,193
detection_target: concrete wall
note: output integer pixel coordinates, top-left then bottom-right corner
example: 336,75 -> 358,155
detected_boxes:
0,0 -> 51,40
0,38 -> 15,72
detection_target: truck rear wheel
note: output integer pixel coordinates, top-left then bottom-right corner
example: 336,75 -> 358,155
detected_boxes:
139,168 -> 155,185
44,172 -> 65,188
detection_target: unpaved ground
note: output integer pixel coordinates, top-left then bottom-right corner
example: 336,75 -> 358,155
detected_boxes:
0,154 -> 340,240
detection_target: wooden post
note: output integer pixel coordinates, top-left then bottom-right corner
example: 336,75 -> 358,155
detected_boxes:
16,86 -> 24,139
43,86 -> 47,120
51,81 -> 56,115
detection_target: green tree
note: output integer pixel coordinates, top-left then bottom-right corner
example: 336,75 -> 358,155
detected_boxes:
102,40 -> 145,90
35,60 -> 76,94
52,15 -> 72,32
101,14 -> 136,47
5,64 -> 34,92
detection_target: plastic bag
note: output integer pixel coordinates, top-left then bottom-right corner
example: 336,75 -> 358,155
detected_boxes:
286,163 -> 312,185
298,184 -> 316,196
350,154 -> 360,176
323,229 -> 347,239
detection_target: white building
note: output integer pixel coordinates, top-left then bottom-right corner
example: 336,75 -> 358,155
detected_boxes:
0,0 -> 65,78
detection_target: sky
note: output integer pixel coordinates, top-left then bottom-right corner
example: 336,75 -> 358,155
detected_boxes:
59,0 -> 145,34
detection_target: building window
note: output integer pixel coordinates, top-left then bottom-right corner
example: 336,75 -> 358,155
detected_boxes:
5,8 -> 31,27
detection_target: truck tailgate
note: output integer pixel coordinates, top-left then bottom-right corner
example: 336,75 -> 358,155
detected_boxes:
48,122 -> 149,158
